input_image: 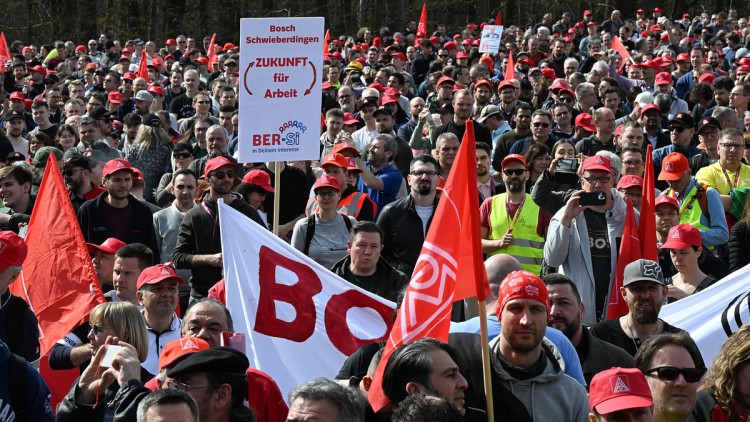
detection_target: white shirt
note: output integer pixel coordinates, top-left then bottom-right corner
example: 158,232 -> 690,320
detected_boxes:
142,312 -> 182,375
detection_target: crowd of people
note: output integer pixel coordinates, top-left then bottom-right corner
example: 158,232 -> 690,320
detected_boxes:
1,4 -> 750,422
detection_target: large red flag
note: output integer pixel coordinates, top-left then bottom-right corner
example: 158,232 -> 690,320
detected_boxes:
136,49 -> 149,81
10,155 -> 104,356
607,198 -> 640,319
495,10 -> 502,26
368,120 -> 489,412
640,144 -> 658,260
207,33 -> 217,72
611,36 -> 633,72
504,50 -> 516,81
323,29 -> 331,57
0,32 -> 10,67
416,4 -> 427,38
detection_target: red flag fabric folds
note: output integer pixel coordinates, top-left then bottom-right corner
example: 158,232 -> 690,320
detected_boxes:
505,50 -> 517,81
417,4 -> 428,38
640,144 -> 658,260
607,198 -> 640,320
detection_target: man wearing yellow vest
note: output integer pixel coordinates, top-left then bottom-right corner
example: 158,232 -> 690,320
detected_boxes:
658,152 -> 728,249
696,128 -> 750,216
480,154 -> 553,275
305,151 -> 377,221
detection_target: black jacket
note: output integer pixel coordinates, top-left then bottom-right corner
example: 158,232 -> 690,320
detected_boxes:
376,194 -> 438,277
77,192 -> 160,262
173,193 -> 262,298
330,255 -> 409,303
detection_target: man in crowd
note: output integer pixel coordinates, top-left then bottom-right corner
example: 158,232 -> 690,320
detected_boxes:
356,134 -> 403,218
86,237 -> 126,293
0,166 -> 35,233
63,149 -> 105,213
431,90 -> 492,148
590,259 -> 690,357
588,367 -> 654,422
287,378 -> 365,421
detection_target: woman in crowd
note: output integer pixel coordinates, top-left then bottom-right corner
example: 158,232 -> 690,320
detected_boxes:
57,302 -> 150,421
660,224 -> 717,302
27,132 -> 54,161
523,143 -> 551,193
291,175 -> 356,268
237,169 -> 274,229
691,323 -> 750,421
125,119 -> 172,203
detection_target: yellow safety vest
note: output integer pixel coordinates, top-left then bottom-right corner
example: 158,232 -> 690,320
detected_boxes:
489,193 -> 545,275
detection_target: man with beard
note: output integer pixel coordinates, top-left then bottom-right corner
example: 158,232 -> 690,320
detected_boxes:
639,104 -> 670,150
492,105 -> 533,174
480,154 -> 552,274
373,106 -> 413,180
63,150 -> 105,213
546,273 -> 634,385
435,133 -> 459,178
174,157 -> 262,301
590,259 -> 690,357
548,39 -> 567,78
77,159 -> 160,262
356,134 -> 403,218
337,85 -> 357,114
472,80 -> 493,119
187,125 -> 244,179
430,90 -> 492,149
136,264 -> 184,375
376,155 -> 439,277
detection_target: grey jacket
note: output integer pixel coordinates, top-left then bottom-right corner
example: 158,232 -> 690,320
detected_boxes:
544,189 -> 637,325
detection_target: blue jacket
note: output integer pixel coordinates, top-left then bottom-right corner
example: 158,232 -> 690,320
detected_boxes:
0,339 -> 54,421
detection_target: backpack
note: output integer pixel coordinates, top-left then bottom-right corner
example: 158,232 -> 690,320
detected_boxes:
303,214 -> 353,255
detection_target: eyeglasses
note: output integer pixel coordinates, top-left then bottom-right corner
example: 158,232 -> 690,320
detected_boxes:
620,190 -> 642,199
63,168 -> 85,177
209,170 -> 235,179
438,54 -> 448,58
503,168 -> 527,176
173,153 -> 192,159
645,366 -> 706,383
89,323 -> 107,336
30,140 -> 46,146
559,97 -> 574,103
532,122 -> 550,128
195,100 -> 211,105
582,175 -> 612,184
167,380 -> 220,392
410,170 -> 438,177
720,143 -> 744,151
668,126 -> 686,133
195,127 -> 209,132
316,190 -> 338,198
622,160 -> 643,167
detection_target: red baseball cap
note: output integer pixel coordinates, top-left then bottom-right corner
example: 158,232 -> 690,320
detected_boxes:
204,156 -> 237,178
136,263 -> 184,290
655,194 -> 679,210
541,68 -> 556,79
108,91 -> 123,104
589,367 -> 653,415
0,232 -> 27,270
122,72 -> 136,81
587,21 -> 597,27
583,9 -> 593,15
698,73 -> 716,84
474,79 -> 492,91
658,152 -> 690,181
86,237 -> 127,255
342,113 -> 359,126
501,154 -> 527,169
75,45 -> 87,52
575,113 -> 596,132
241,169 -> 274,192
654,7 -> 663,13
640,103 -> 662,117
391,52 -> 406,62
616,175 -> 643,190
550,79 -> 569,92
313,175 -> 340,193
9,92 -> 25,101
148,85 -> 165,97
498,80 -> 515,92
676,53 -> 690,62
456,51 -> 468,59
321,153 -> 348,169
29,65 -> 47,76
655,72 -> 672,86
497,271 -> 549,319
581,155 -> 612,173
332,143 -> 358,156
158,337 -> 211,372
165,38 -> 177,46
660,224 -> 702,250
346,158 -> 361,174
436,76 -> 456,88
102,158 -> 135,180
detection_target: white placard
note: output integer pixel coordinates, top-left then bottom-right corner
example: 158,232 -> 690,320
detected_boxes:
479,25 -> 503,54
239,17 -> 324,162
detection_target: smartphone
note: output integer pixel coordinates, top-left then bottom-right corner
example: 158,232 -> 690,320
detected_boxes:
100,345 -> 123,368
556,158 -> 578,174
579,191 -> 607,206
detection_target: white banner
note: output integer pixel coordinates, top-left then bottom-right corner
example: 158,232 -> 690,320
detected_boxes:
219,202 -> 395,398
660,264 -> 750,365
479,25 -> 503,54
238,17 -> 324,163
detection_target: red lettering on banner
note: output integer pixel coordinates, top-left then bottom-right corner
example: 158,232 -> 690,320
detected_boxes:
252,134 -> 282,146
255,246 -> 322,341
324,290 -> 393,356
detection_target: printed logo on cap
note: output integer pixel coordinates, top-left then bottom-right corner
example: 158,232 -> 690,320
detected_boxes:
161,267 -> 171,275
595,156 -> 604,164
671,230 -> 681,239
0,240 -> 6,255
116,160 -> 125,167
666,163 -> 674,172
180,337 -> 200,350
611,376 -> 631,394
643,261 -> 662,278
525,285 -> 539,296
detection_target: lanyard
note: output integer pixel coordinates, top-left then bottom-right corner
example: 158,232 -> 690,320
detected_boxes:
720,164 -> 741,190
201,202 -> 218,225
669,189 -> 698,220
506,196 -> 525,234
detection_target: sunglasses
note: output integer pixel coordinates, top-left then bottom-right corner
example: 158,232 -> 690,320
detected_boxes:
89,323 -> 107,336
63,168 -> 85,177
669,126 -> 686,133
209,170 -> 235,179
532,122 -> 551,128
559,97 -> 574,103
195,100 -> 211,105
173,153 -> 192,159
645,366 -> 706,383
503,168 -> 527,176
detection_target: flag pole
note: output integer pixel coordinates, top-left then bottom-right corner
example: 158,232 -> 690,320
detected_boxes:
273,161 -> 281,236
477,300 -> 495,422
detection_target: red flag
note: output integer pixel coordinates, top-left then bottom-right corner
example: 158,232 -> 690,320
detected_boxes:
10,155 -> 104,357
0,32 -> 10,67
611,36 -> 633,72
640,144 -> 658,260
416,3 -> 427,38
368,120 -> 489,412
136,49 -> 148,81
323,29 -> 331,57
207,33 -> 217,72
607,198 -> 640,319
504,50 -> 516,81
495,10 -> 502,26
